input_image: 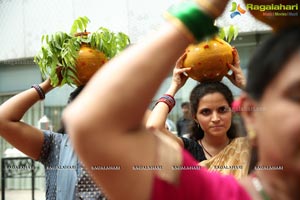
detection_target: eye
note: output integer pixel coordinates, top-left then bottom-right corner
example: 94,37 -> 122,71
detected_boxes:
218,106 -> 230,113
200,108 -> 211,116
284,82 -> 300,104
289,94 -> 300,103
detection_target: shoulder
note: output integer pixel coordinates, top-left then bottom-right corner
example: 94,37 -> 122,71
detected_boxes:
37,131 -> 63,163
42,130 -> 64,143
181,137 -> 199,149
180,137 -> 205,162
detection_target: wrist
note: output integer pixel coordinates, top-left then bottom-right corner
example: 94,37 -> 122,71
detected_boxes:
40,79 -> 54,94
155,94 -> 176,113
166,85 -> 179,96
32,79 -> 54,100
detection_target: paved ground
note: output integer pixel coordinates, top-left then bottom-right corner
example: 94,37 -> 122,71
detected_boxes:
0,190 -> 45,200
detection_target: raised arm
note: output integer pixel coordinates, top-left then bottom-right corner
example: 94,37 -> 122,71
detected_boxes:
225,48 -> 246,89
63,0 -> 229,199
146,54 -> 190,146
0,79 -> 53,160
64,22 -> 190,200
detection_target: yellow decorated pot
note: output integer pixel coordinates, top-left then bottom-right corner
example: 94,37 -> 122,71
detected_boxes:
75,44 -> 108,86
183,37 -> 233,82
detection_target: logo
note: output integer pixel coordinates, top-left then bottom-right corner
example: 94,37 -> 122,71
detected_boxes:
230,2 -> 246,18
246,4 -> 298,12
246,3 -> 298,17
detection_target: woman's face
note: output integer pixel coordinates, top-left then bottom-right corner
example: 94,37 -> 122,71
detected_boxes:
195,92 -> 232,137
252,53 -> 300,173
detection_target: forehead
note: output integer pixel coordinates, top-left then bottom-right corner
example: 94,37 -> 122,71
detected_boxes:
198,92 -> 229,108
263,53 -> 300,96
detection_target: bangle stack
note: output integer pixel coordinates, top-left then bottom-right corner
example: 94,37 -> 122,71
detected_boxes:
165,0 -> 218,42
156,94 -> 176,113
31,84 -> 46,100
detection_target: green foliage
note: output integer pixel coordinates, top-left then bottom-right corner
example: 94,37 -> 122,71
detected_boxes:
218,25 -> 239,43
34,16 -> 130,86
70,16 -> 90,36
90,27 -> 130,59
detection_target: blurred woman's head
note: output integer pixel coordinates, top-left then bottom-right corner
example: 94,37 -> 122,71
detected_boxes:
190,82 -> 237,140
241,26 -> 300,172
57,85 -> 85,133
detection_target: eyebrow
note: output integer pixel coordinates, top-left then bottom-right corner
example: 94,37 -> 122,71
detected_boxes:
199,104 -> 230,110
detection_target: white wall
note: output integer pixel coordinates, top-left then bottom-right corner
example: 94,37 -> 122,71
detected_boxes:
0,0 -> 178,61
0,0 -> 271,61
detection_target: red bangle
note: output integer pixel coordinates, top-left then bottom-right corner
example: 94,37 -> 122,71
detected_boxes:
155,94 -> 176,113
31,84 -> 45,100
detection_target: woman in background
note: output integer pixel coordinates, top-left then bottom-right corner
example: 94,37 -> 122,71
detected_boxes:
147,51 -> 250,179
0,80 -> 106,199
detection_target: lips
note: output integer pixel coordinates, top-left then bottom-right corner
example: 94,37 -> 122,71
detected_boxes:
210,125 -> 224,129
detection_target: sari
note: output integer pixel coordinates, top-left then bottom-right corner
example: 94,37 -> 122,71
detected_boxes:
200,137 -> 250,179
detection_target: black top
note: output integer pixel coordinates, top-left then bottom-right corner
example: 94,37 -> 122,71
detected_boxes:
181,137 -> 206,162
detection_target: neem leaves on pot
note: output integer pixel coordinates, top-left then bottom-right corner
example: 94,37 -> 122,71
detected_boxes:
34,16 -> 130,86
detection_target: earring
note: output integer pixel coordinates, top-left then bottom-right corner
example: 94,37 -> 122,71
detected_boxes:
193,119 -> 200,128
247,127 -> 256,141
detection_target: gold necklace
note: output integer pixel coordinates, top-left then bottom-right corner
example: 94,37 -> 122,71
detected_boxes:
199,140 -> 213,157
199,139 -> 230,158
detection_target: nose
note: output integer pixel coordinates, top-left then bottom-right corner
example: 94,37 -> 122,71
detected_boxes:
211,111 -> 220,123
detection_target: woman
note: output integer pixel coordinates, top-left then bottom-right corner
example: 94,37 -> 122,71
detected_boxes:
238,25 -> 300,199
146,51 -> 250,179
63,0 -> 300,198
0,80 -> 106,199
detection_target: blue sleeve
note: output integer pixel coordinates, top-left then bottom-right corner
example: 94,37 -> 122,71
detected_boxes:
37,130 -> 54,164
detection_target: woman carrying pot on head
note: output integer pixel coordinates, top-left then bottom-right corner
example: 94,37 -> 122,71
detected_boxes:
146,50 -> 250,179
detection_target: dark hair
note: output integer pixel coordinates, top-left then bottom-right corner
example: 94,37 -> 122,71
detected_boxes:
189,82 -> 237,140
246,26 -> 300,100
57,85 -> 85,133
181,102 -> 190,108
245,26 -> 300,174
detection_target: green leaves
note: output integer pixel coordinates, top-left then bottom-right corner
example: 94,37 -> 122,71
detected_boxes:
34,31 -> 77,86
90,27 -> 130,59
70,16 -> 90,36
218,25 -> 239,43
34,16 -> 130,87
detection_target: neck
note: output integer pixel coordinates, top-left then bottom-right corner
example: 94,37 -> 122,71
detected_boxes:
202,133 -> 229,147
201,134 -> 230,157
255,164 -> 300,199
